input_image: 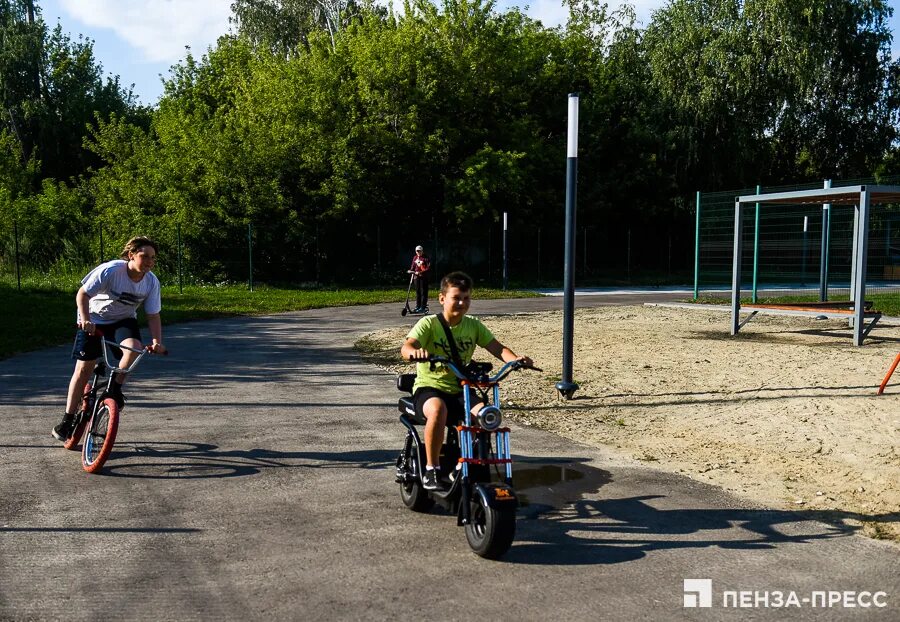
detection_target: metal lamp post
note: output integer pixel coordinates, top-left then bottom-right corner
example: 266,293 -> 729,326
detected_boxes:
556,93 -> 580,400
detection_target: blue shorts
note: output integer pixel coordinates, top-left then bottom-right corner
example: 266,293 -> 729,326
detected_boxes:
71,318 -> 142,361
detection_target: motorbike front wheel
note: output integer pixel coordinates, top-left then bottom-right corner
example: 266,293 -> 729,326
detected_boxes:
465,499 -> 515,559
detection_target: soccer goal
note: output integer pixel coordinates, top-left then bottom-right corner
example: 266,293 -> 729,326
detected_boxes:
730,184 -> 900,345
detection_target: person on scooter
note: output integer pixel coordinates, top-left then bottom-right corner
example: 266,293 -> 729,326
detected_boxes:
400,271 -> 532,490
409,245 -> 431,313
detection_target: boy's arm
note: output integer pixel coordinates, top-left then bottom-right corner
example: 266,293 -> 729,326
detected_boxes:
485,339 -> 533,367
146,313 -> 167,354
401,337 -> 429,361
76,286 -> 94,333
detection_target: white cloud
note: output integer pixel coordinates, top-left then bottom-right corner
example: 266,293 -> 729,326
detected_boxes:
58,0 -> 232,63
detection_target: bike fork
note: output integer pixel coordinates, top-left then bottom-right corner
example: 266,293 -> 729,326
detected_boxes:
460,480 -> 472,525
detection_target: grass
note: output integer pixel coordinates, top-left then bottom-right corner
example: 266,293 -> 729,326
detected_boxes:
692,293 -> 900,317
0,279 -> 538,360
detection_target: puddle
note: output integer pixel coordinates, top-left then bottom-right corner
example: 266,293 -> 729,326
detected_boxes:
509,464 -> 608,514
514,464 -> 585,490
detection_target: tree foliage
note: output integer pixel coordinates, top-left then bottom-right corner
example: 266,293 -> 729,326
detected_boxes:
0,0 -> 140,268
229,0 -> 362,53
3,0 -> 899,282
644,0 -> 898,188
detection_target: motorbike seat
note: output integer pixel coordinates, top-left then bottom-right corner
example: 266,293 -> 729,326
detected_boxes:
397,373 -> 423,423
395,373 -> 463,427
398,397 -> 425,424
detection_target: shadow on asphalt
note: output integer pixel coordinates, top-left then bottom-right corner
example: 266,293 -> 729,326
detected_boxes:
507,501 -> 898,566
88,441 -> 398,479
503,461 -> 888,566
21,436 -> 895,564
0,315 -> 372,404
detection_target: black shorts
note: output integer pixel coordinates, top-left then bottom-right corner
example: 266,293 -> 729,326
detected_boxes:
413,387 -> 484,425
71,318 -> 142,361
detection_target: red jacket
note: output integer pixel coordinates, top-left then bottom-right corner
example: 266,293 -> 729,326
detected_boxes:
410,254 -> 431,278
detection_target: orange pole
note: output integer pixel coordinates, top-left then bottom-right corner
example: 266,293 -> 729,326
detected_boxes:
877,351 -> 900,395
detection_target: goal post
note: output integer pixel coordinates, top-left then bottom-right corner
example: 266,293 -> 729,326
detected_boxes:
730,184 -> 900,345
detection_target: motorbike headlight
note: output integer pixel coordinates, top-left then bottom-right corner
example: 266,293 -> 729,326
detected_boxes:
475,405 -> 502,431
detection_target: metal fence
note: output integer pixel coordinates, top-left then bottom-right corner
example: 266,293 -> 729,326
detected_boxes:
695,175 -> 900,300
0,209 -> 697,290
5,177 -> 897,297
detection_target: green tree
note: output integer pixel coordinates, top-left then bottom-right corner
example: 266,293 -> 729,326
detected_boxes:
0,0 -> 43,163
759,0 -> 898,178
0,0 -> 144,272
76,0 -> 900,286
230,0 -> 362,53
0,0 -> 142,183
0,127 -> 36,219
643,0 -> 899,188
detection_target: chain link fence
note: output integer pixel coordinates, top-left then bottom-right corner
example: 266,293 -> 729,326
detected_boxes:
0,209 -> 697,290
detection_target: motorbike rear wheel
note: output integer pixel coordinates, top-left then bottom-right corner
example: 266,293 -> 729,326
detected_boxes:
399,450 -> 434,512
400,479 -> 434,512
465,499 -> 515,559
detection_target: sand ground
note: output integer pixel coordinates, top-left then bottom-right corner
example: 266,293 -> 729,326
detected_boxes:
358,304 -> 900,542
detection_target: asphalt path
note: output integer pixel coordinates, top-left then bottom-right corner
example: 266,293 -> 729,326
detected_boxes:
1,292 -> 897,621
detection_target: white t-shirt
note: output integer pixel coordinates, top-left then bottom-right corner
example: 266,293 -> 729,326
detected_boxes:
78,259 -> 162,324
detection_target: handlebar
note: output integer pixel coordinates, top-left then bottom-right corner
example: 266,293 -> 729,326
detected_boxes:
409,355 -> 541,383
98,338 -> 166,374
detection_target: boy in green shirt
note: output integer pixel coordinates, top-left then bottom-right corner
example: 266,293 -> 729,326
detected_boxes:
401,271 -> 532,490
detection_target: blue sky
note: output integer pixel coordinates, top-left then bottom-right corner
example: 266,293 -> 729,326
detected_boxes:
38,0 -> 900,107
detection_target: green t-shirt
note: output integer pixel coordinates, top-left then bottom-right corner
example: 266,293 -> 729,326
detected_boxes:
406,314 -> 495,394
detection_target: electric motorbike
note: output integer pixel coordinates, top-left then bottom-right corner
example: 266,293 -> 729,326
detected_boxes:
394,356 -> 538,559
